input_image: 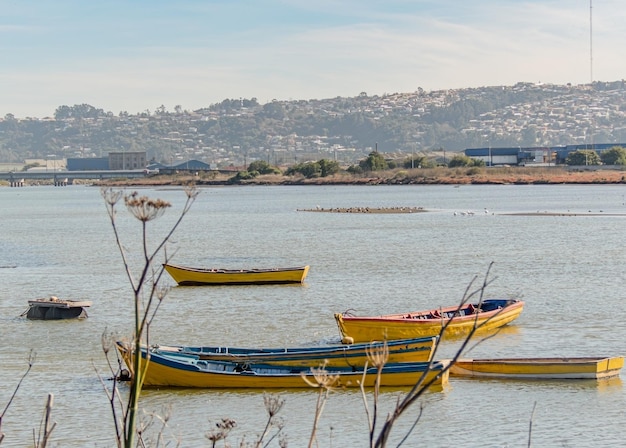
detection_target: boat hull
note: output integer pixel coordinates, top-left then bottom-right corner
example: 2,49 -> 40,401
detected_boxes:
154,336 -> 437,367
118,345 -> 449,388
450,357 -> 624,380
25,298 -> 92,320
335,299 -> 524,343
163,263 -> 310,285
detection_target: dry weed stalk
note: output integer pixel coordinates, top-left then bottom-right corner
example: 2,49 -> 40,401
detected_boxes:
206,417 -> 237,447
0,351 -> 42,446
308,263 -> 518,448
360,342 -> 389,447
301,361 -> 341,448
253,394 -> 286,447
100,186 -> 198,448
218,394 -> 287,448
374,262 -> 508,447
528,401 -> 537,448
33,394 -> 56,448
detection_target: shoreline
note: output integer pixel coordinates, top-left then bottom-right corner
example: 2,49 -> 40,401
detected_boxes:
92,166 -> 626,188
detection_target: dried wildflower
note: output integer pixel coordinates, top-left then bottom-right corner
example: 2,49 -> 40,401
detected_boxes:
263,394 -> 285,417
366,342 -> 389,368
183,185 -> 200,200
155,285 -> 170,302
101,187 -> 123,206
124,191 -> 171,222
101,331 -> 115,355
300,361 -> 341,390
205,418 -> 237,444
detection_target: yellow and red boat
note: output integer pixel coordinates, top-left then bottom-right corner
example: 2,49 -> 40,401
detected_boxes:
116,343 -> 450,388
334,298 -> 524,343
163,263 -> 309,285
450,356 -> 624,380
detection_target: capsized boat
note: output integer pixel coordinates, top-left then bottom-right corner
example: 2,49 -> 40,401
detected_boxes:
151,336 -> 437,367
450,356 -> 624,380
116,343 -> 450,388
163,263 -> 310,285
23,296 -> 92,320
334,298 -> 524,343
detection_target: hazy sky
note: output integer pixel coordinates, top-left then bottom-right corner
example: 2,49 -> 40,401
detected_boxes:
2,0 -> 624,118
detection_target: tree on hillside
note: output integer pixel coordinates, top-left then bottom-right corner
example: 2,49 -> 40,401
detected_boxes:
54,104 -> 106,119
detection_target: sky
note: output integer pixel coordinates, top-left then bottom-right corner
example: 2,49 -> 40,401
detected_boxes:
2,0 -> 625,118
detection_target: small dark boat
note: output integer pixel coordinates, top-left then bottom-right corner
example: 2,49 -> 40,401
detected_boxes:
24,296 -> 92,320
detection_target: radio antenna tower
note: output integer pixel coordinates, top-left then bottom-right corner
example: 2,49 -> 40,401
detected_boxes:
589,0 -> 594,150
590,0 -> 593,84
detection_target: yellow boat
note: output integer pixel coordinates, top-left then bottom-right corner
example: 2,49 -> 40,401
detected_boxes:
152,336 -> 437,367
450,356 -> 624,380
117,344 -> 450,388
163,263 -> 310,285
335,298 -> 524,343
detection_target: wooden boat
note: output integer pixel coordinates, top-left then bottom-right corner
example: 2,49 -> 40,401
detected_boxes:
163,263 -> 310,285
23,297 -> 92,320
450,356 -> 624,380
116,344 -> 450,388
151,336 -> 437,367
334,298 -> 524,343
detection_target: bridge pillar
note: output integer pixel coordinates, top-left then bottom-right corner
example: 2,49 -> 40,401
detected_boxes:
10,178 -> 24,187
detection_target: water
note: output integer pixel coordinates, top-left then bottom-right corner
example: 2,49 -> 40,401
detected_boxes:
1,184 -> 625,447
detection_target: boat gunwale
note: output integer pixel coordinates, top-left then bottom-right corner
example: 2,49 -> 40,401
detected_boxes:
154,335 -> 437,356
164,263 -> 309,275
449,356 -> 624,380
149,335 -> 437,365
337,300 -> 524,324
454,356 -> 623,365
145,348 -> 450,376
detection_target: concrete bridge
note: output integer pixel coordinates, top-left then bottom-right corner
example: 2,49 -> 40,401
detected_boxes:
0,170 -> 147,187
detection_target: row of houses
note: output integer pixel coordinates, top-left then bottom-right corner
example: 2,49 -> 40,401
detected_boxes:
464,143 -> 626,166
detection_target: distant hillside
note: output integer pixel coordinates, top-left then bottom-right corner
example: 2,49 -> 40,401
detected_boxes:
1,80 -> 626,168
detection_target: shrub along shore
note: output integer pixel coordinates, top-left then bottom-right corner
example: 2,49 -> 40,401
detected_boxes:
95,166 -> 626,187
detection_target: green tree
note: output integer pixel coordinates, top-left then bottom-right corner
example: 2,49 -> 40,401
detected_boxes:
403,155 -> 435,169
285,161 -> 321,178
318,159 -> 340,177
284,159 -> 340,178
359,151 -> 388,171
600,146 -> 626,165
247,160 -> 280,174
565,150 -> 601,166
448,154 -> 476,167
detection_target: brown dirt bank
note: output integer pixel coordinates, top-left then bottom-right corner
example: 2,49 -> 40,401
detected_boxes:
93,166 -> 626,188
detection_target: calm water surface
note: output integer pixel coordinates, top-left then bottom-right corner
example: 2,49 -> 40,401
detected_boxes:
1,184 -> 625,447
